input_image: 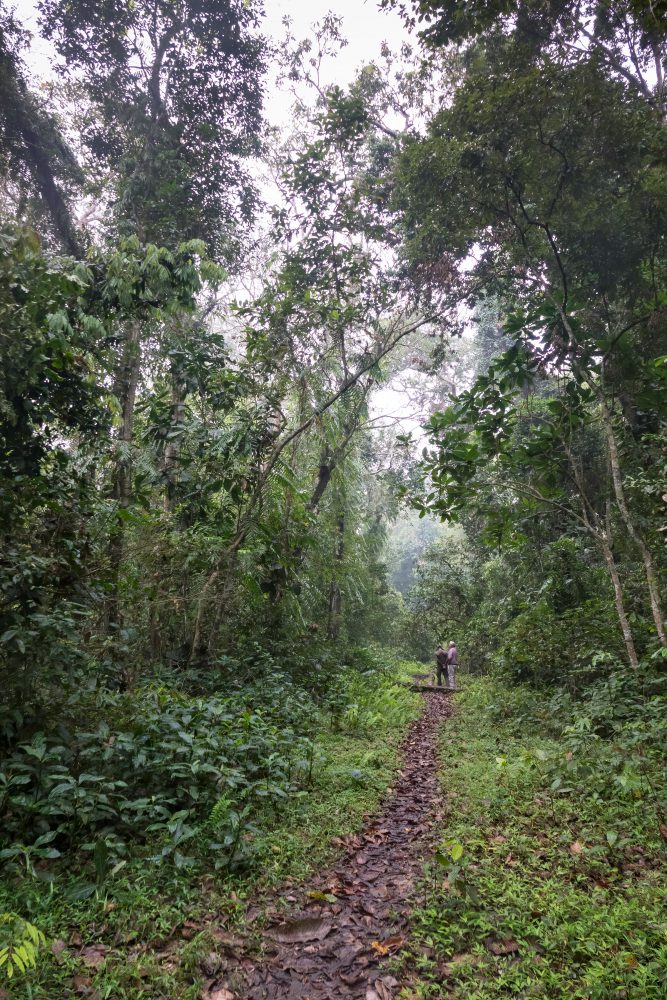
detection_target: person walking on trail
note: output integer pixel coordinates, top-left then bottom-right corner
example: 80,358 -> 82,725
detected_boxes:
435,643 -> 448,687
446,640 -> 458,690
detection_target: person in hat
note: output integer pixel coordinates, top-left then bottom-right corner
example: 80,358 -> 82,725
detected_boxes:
446,640 -> 458,690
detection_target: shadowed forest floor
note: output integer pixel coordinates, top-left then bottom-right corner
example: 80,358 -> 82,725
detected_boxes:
203,694 -> 453,999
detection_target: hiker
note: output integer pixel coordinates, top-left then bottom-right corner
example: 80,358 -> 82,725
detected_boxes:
435,643 -> 448,687
446,640 -> 458,690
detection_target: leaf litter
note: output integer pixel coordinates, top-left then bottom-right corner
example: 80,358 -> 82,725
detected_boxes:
206,694 -> 453,999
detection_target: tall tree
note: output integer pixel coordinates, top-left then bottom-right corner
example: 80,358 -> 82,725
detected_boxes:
0,4 -> 83,254
390,12 -> 666,657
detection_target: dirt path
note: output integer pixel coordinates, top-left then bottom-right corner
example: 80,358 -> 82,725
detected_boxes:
207,693 -> 452,1000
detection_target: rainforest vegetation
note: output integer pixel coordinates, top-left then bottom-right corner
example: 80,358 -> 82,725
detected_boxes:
0,0 -> 665,997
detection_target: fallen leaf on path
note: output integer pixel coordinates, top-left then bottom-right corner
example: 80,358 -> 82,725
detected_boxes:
201,951 -> 223,976
71,975 -> 99,997
371,940 -> 390,955
569,840 -> 584,855
211,930 -> 245,950
181,920 -> 201,939
80,944 -> 109,968
367,981 -> 395,1000
381,935 -> 406,953
440,953 -> 482,977
488,938 -> 520,956
267,916 -> 332,943
450,952 -> 481,966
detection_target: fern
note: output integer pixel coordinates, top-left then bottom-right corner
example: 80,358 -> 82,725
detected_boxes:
0,912 -> 46,980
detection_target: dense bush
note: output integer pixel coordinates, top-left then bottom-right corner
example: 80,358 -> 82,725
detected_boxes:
0,647 -> 405,879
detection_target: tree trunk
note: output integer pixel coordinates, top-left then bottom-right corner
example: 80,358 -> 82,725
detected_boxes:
599,525 -> 639,669
163,360 -> 187,512
308,454 -> 333,512
327,514 -> 345,640
567,446 -> 639,670
599,394 -> 666,647
1,46 -> 83,257
106,320 -> 142,631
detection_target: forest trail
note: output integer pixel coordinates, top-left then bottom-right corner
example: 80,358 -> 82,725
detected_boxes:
207,694 -> 453,1000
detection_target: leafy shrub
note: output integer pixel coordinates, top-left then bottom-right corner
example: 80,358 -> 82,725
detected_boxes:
0,676 -> 320,868
0,912 -> 45,981
495,597 -> 623,687
0,648 -> 403,880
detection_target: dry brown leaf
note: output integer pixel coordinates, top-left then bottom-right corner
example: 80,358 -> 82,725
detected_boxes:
80,944 -> 109,969
181,920 -> 201,939
624,954 -> 639,969
569,840 -> 584,855
367,980 -> 395,1000
382,935 -> 406,952
71,975 -> 98,996
205,989 -> 235,1000
659,823 -> 667,841
211,930 -> 245,950
340,967 -> 364,985
267,917 -> 332,944
450,952 -> 481,966
371,940 -> 390,956
488,938 -> 520,956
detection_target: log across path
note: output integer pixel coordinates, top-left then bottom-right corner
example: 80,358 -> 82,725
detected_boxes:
208,693 -> 453,999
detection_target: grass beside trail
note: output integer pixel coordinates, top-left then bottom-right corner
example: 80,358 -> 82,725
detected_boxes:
0,668 -> 420,999
402,676 -> 667,1000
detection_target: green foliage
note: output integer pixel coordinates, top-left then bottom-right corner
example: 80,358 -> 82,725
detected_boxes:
495,598 -> 623,686
407,676 -> 667,998
0,674 -> 317,863
0,658 -> 418,999
38,0 -> 266,258
0,912 -> 45,981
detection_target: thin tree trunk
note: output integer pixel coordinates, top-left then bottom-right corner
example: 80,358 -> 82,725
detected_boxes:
0,46 -> 83,257
327,513 -> 345,640
555,306 -> 665,648
580,498 -> 639,669
567,444 -> 640,670
599,525 -> 640,669
163,360 -> 187,512
599,394 -> 666,647
106,320 -> 142,631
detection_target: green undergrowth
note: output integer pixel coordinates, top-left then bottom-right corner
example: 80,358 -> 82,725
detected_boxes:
404,673 -> 667,999
0,653 -> 419,998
